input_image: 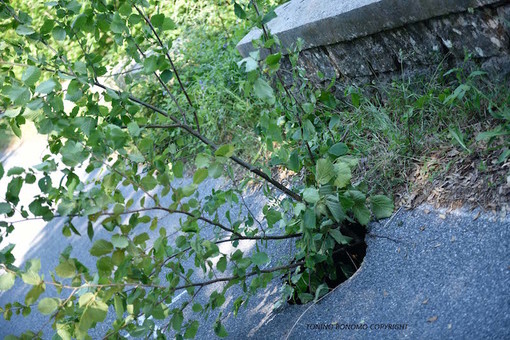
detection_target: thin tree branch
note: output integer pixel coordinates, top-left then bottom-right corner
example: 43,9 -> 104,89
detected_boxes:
119,123 -> 181,129
131,40 -> 189,124
133,4 -> 201,134
91,81 -> 301,201
250,0 -> 315,164
45,260 -> 306,292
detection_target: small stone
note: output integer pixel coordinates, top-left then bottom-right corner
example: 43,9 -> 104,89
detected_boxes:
439,214 -> 446,219
427,316 -> 438,323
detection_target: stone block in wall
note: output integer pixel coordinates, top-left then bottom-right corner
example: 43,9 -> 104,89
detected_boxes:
237,0 -> 510,93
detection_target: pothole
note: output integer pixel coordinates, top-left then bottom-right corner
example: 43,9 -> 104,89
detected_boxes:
285,222 -> 367,305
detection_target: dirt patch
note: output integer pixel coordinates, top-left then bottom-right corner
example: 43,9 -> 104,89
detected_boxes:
395,144 -> 509,214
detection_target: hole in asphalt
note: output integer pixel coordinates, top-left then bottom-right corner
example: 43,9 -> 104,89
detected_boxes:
285,221 -> 367,305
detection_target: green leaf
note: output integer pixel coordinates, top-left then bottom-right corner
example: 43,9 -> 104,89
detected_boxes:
325,198 -> 346,222
214,320 -> 228,337
160,70 -> 173,83
90,300 -> 108,321
303,187 -> 319,204
22,66 -> 41,87
346,190 -> 371,225
55,260 -> 76,278
150,13 -> 165,27
370,195 -> 394,219
114,295 -> 124,320
251,252 -> 269,266
184,320 -> 199,339
38,298 -> 60,315
173,161 -> 184,178
217,256 -> 227,272
6,177 -> 23,205
10,120 -> 22,138
141,175 -> 157,191
118,3 -> 131,16
237,57 -> 258,72
78,292 -> 95,307
16,25 -> 35,35
329,142 -> 348,157
35,79 -> 57,94
314,283 -> 329,301
111,235 -> 129,249
52,26 -> 66,40
110,13 -> 127,34
182,184 -> 197,197
448,127 -> 470,153
90,239 -> 113,256
266,53 -> 281,66
133,232 -> 149,245
161,17 -> 176,31
87,222 -> 94,241
336,155 -> 359,169
65,79 -> 83,102
215,145 -> 235,158
25,284 -> 44,305
128,152 -> 144,163
193,168 -> 208,184
61,141 -> 89,167
303,208 -> 316,230
287,150 -> 300,172
0,202 -> 12,214
476,128 -> 508,141
253,78 -> 275,105
353,203 -> 371,226
79,299 -> 108,330
234,3 -> 246,19
195,153 -> 210,168
3,108 -> 21,118
5,85 -> 30,105
172,310 -> 184,331
0,272 -> 16,291
316,158 -> 335,184
105,124 -> 129,149
261,10 -> 277,24
333,162 -> 352,188
209,162 -> 223,178
21,271 -> 41,285
143,55 -> 158,74
329,229 -> 352,245
127,122 -> 140,137
298,292 -> 314,304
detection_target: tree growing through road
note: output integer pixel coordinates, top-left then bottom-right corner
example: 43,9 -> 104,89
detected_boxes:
0,0 -> 393,338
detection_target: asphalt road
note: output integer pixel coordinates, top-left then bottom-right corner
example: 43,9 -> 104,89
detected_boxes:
1,127 -> 509,339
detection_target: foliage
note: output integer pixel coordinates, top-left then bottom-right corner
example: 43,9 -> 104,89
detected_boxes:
0,0 -> 392,339
334,62 -> 510,195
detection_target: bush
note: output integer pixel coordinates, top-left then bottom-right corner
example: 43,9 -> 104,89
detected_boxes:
0,1 -> 392,338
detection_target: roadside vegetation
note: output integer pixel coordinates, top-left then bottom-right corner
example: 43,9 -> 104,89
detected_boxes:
0,0 -> 508,339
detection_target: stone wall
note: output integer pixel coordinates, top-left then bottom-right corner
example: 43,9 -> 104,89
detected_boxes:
237,0 -> 510,92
